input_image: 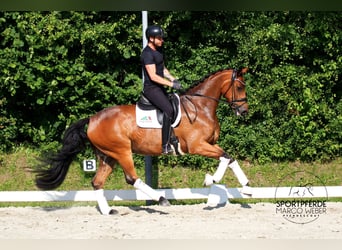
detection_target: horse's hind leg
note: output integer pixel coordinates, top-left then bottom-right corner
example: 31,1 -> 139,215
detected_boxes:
92,154 -> 117,215
118,154 -> 170,206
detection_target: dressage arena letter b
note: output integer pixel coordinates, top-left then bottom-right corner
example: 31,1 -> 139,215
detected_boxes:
83,159 -> 96,172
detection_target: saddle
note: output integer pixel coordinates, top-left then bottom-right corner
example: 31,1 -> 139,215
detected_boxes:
136,93 -> 181,127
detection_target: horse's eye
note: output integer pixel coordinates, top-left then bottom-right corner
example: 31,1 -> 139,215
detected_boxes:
237,85 -> 244,91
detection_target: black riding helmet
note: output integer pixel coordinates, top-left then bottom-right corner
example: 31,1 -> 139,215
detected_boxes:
145,25 -> 165,39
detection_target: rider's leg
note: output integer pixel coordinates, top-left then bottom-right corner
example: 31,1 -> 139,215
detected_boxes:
162,113 -> 173,154
143,88 -> 174,154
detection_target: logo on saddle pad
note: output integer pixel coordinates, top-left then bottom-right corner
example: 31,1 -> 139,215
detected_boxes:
140,116 -> 152,122
136,94 -> 181,128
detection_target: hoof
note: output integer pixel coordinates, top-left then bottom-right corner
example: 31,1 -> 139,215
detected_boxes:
109,209 -> 119,215
159,196 -> 170,206
203,173 -> 214,186
97,206 -> 118,215
241,185 -> 253,196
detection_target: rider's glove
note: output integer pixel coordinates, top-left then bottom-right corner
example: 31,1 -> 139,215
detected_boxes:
172,79 -> 182,90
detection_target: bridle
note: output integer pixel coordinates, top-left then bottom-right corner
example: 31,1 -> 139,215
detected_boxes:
180,69 -> 248,123
222,69 -> 248,111
188,69 -> 247,105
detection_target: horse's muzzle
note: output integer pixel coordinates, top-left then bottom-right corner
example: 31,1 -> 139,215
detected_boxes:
235,105 -> 248,116
231,97 -> 248,116
238,109 -> 248,116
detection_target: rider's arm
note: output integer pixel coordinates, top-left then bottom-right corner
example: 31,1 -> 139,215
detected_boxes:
145,64 -> 173,87
163,67 -> 176,82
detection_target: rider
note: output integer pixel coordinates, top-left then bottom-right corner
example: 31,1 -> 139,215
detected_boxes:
141,25 -> 182,155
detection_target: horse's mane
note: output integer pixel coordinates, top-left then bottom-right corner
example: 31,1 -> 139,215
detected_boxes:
184,67 -> 231,93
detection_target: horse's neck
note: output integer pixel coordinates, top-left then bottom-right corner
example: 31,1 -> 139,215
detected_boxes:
185,71 -> 230,114
192,71 -> 229,99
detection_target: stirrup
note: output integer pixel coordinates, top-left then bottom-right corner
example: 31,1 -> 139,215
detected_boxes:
162,144 -> 173,155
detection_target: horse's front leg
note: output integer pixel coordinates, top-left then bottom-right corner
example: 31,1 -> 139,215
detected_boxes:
199,145 -> 252,195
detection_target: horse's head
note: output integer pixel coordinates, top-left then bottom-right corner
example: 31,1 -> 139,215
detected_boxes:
222,68 -> 249,116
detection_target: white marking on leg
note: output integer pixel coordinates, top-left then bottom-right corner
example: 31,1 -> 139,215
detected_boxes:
204,157 -> 230,186
241,185 -> 253,195
95,189 -> 111,215
203,173 -> 214,186
212,157 -> 230,183
229,160 -> 249,186
133,178 -> 161,201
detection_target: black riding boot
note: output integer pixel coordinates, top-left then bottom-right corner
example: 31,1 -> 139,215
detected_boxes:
162,114 -> 173,155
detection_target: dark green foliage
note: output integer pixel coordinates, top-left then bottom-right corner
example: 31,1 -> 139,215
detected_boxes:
0,11 -> 340,164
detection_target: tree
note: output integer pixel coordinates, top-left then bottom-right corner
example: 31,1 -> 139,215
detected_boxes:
1,11 -> 340,163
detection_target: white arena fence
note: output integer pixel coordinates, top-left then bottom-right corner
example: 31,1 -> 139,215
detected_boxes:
0,185 -> 341,206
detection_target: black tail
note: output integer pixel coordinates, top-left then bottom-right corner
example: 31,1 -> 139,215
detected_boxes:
35,118 -> 90,190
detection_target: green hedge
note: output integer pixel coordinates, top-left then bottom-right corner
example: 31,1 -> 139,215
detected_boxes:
0,11 -> 341,164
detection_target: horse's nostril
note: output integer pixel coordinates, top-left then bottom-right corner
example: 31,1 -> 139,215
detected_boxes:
241,110 -> 248,116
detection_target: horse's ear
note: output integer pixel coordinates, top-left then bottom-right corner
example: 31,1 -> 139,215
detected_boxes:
237,67 -> 248,76
240,67 -> 248,74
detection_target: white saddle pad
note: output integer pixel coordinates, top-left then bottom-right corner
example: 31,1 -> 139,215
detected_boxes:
136,94 -> 181,128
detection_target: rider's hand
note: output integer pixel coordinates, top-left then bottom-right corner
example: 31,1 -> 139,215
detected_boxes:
172,79 -> 182,90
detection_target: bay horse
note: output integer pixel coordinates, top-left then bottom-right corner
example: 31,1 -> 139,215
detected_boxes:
35,68 -> 252,215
